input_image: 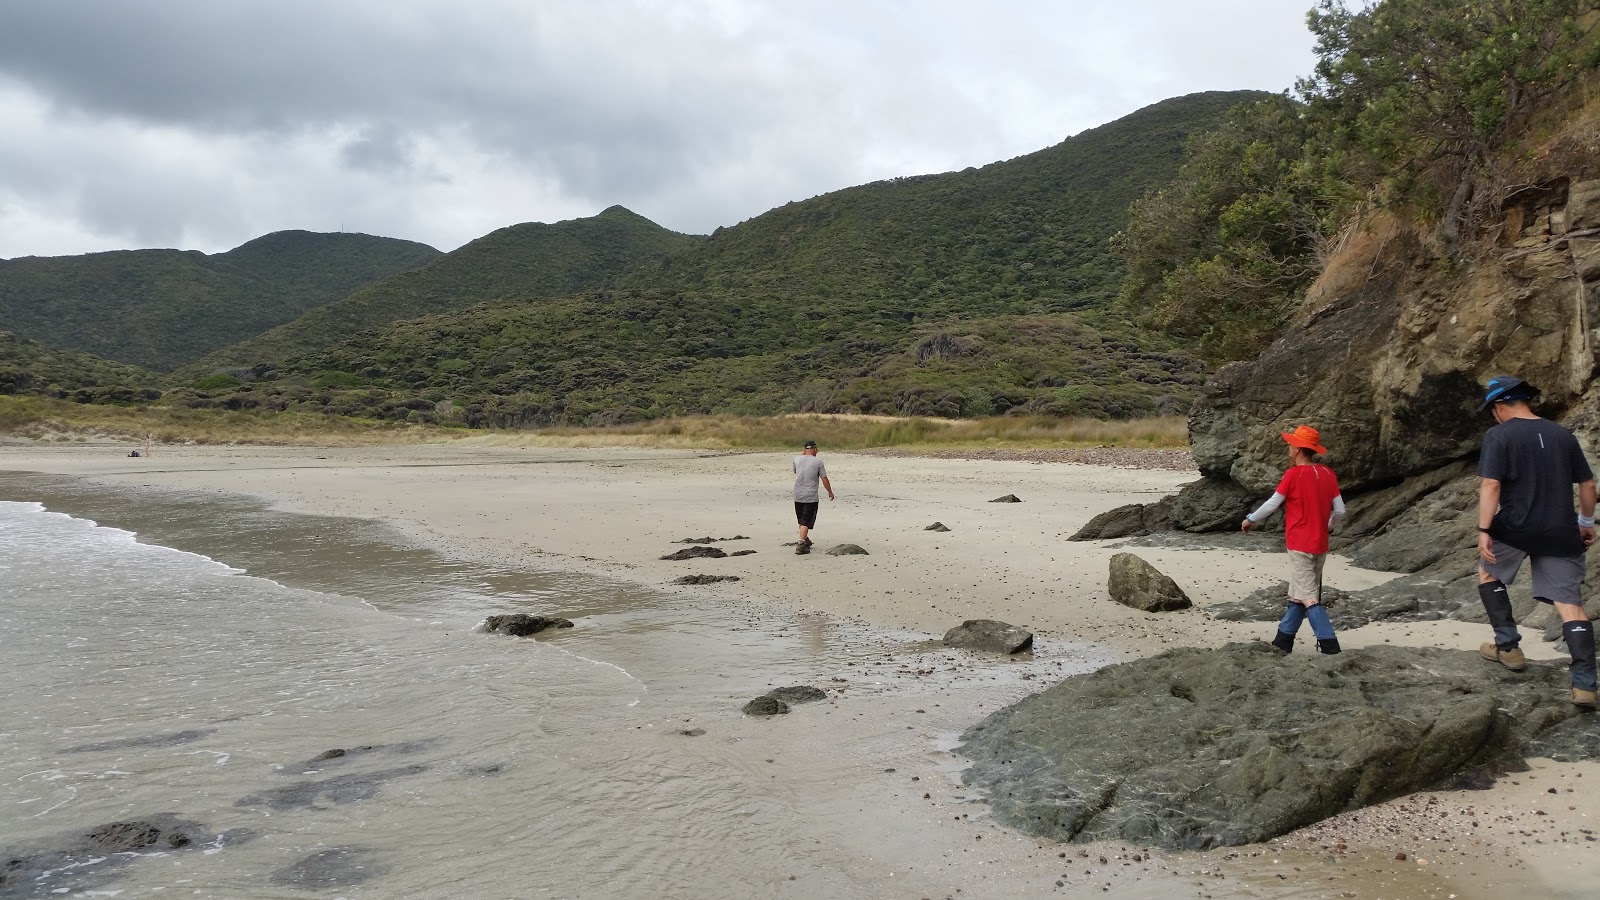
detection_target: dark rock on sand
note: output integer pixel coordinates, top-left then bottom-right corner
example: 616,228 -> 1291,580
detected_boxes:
272,848 -> 386,889
483,614 -> 575,636
990,494 -> 1023,503
765,685 -> 827,704
728,549 -> 758,557
678,728 -> 707,737
1,815 -> 246,898
942,619 -> 1034,654
1165,477 -> 1257,533
742,696 -> 790,716
66,728 -> 215,753
826,543 -> 869,556
673,574 -> 742,585
925,522 -> 952,532
675,535 -> 751,543
958,644 -> 1586,850
661,545 -> 727,560
1106,552 -> 1191,612
1069,500 -> 1176,540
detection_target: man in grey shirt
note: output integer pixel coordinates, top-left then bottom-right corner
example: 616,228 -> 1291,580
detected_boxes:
793,439 -> 835,554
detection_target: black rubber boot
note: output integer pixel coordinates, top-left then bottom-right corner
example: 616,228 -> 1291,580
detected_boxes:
1317,637 -> 1342,655
1478,581 -> 1522,650
1564,619 -> 1597,692
1270,631 -> 1295,653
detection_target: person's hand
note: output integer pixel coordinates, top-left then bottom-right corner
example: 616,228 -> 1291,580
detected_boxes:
1478,531 -> 1497,564
1582,525 -> 1596,548
1240,518 -> 1253,533
827,492 -> 836,502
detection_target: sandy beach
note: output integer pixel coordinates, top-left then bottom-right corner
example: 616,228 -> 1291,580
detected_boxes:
4,439 -> 1597,898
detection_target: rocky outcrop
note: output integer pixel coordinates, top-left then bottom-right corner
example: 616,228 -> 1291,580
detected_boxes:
1156,173 -> 1600,607
957,644 -> 1589,850
1106,553 -> 1191,612
943,619 -> 1034,654
483,614 -> 575,636
925,522 -> 952,532
826,543 -> 869,556
990,494 -> 1023,503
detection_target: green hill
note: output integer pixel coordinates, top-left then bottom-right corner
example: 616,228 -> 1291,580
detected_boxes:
0,231 -> 441,372
183,205 -> 702,377
0,331 -> 162,402
237,91 -> 1257,426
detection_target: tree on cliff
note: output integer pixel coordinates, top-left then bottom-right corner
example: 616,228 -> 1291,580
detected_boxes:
1117,0 -> 1600,364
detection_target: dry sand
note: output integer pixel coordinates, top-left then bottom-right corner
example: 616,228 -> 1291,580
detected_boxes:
4,439 -> 1596,898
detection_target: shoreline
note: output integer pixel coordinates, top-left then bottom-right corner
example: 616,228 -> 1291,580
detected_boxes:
4,441 -> 1597,897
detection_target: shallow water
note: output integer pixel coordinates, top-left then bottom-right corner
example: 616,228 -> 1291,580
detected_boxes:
1,470 -> 1547,900
0,475 -> 1133,898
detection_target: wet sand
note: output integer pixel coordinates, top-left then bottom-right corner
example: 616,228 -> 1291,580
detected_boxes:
4,440 -> 1597,898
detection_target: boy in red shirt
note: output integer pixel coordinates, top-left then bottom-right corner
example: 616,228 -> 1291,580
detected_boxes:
1241,425 -> 1348,654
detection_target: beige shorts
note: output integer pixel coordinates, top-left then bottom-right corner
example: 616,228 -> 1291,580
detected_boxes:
1286,551 -> 1327,604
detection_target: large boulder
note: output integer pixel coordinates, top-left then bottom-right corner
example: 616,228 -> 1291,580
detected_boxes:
943,620 -> 1034,654
1068,501 -> 1175,540
957,644 -> 1588,850
1106,553 -> 1191,612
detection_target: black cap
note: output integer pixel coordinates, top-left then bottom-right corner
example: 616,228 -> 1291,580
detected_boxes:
803,440 -> 817,449
1478,375 -> 1540,412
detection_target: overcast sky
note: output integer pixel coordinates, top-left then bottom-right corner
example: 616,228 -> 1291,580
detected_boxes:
0,1 -> 1317,258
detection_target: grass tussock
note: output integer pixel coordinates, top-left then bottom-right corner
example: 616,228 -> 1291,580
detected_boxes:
475,413 -> 1189,451
0,396 -> 464,446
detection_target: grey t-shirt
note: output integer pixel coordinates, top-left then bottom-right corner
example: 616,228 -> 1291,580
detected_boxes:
793,455 -> 828,502
1480,417 -> 1595,556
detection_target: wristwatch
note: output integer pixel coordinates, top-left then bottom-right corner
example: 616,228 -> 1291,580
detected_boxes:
1477,526 -> 1493,534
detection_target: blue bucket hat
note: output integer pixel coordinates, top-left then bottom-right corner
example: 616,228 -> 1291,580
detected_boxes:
1478,375 -> 1540,412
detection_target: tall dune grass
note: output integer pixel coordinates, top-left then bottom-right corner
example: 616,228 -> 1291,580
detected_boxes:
490,413 -> 1188,450
0,397 -> 1186,451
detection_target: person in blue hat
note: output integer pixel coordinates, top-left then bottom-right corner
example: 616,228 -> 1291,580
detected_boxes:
1474,376 -> 1599,707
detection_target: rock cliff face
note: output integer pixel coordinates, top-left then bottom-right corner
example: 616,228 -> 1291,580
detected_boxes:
1161,167 -> 1600,615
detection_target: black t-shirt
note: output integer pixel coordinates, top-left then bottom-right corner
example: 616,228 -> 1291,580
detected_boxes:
1479,417 -> 1595,556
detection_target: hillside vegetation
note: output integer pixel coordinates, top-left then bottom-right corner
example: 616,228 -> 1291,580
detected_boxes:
0,231 -> 441,371
0,331 -> 162,402
1117,0 -> 1600,362
184,206 -> 702,376
209,91 -> 1257,427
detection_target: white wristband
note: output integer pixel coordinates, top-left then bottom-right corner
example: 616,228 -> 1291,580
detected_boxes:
1580,514 -> 1596,528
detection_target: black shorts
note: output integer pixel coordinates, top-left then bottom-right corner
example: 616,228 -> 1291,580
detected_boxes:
795,501 -> 820,528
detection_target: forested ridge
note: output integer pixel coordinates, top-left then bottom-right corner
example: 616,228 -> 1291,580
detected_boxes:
0,231 -> 441,371
203,91 -> 1255,426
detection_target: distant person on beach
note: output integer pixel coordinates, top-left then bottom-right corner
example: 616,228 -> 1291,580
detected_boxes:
793,440 -> 834,555
1472,376 -> 1598,708
1241,425 -> 1346,655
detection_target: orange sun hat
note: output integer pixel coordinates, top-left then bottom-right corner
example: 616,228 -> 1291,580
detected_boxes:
1280,425 -> 1328,454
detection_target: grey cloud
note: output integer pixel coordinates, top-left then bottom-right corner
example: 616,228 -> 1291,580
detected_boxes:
0,1 -> 1316,257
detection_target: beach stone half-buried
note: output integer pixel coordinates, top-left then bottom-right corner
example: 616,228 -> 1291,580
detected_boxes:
942,619 -> 1034,654
826,543 -> 869,556
925,522 -> 952,532
765,685 -> 827,704
1106,552 -> 1191,612
956,643 -> 1587,850
742,696 -> 790,716
661,545 -> 727,560
989,494 -> 1023,503
673,574 -> 741,585
483,614 -> 575,636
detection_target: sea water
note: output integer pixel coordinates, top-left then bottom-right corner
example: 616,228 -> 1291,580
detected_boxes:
1,476 -> 1126,899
